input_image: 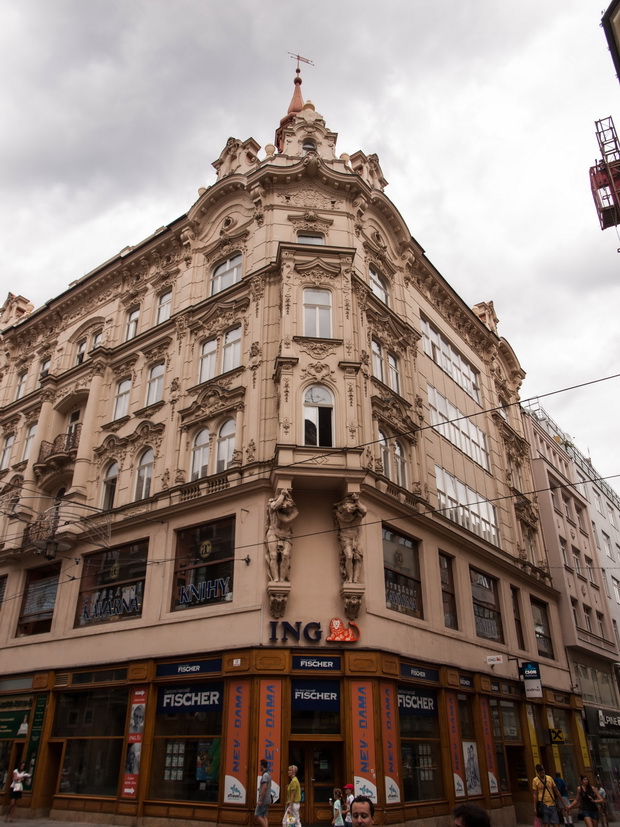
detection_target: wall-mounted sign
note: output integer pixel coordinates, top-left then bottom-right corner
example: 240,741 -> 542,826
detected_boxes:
156,659 -> 222,677
399,663 -> 439,682
268,619 -> 360,644
521,662 -> 543,699
122,686 -> 147,799
156,683 -> 223,714
380,683 -> 401,805
292,656 -> 341,671
350,681 -> 377,802
223,680 -> 250,804
291,681 -> 340,711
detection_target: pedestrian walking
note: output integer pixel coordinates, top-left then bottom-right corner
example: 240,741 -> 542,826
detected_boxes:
255,759 -> 272,827
532,764 -> 565,825
567,774 -> 604,827
6,762 -> 31,823
283,765 -> 301,827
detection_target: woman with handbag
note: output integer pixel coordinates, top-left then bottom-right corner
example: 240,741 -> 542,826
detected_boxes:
6,762 -> 31,822
283,765 -> 301,827
567,775 -> 604,827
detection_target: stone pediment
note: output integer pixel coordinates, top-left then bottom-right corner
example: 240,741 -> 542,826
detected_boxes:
179,383 -> 245,427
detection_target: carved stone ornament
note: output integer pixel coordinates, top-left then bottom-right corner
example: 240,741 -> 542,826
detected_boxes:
341,583 -> 365,620
267,581 -> 291,618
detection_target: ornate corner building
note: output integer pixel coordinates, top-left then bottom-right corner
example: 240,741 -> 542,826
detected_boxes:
0,72 -> 600,827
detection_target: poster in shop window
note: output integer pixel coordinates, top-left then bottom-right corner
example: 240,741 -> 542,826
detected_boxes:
122,687 -> 147,799
462,741 -> 482,796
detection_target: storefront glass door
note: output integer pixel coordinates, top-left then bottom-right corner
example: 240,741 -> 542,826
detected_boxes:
289,743 -> 342,825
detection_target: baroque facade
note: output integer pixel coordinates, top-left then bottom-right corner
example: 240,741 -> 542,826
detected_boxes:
0,74 -> 592,827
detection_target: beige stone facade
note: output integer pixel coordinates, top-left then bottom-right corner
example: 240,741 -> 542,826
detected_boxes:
0,78 -> 590,827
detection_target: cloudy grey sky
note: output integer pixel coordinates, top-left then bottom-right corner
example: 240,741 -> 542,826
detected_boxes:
1,0 -> 619,493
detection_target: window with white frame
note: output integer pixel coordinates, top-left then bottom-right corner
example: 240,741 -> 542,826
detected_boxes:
369,266 -> 389,305
199,326 -> 242,384
572,547 -> 581,574
583,605 -> 593,633
303,385 -> 334,447
531,599 -> 554,658
216,420 -> 236,473
602,532 -> 613,558
372,339 -> 400,393
435,465 -> 499,545
608,505 -> 617,528
428,385 -> 489,470
92,330 -> 103,349
0,435 -> 14,470
585,557 -> 594,582
303,288 -> 332,338
146,363 -> 165,406
378,429 -> 407,487
576,507 -> 585,531
39,358 -> 51,384
597,611 -> 606,638
157,290 -> 172,324
470,568 -> 503,643
125,308 -> 140,341
592,521 -> 601,548
421,317 -> 481,403
222,326 -> 241,373
135,448 -> 154,500
15,371 -> 28,400
594,490 -> 604,514
102,461 -> 119,511
22,424 -> 37,462
559,537 -> 568,565
614,579 -> 620,604
75,339 -> 87,365
191,428 -> 210,480
114,379 -> 131,420
211,253 -> 242,295
440,553 -> 458,630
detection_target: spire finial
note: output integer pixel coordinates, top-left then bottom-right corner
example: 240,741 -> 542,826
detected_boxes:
275,54 -> 315,151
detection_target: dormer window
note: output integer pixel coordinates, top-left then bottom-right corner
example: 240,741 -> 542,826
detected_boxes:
297,233 -> 324,245
301,139 -> 316,155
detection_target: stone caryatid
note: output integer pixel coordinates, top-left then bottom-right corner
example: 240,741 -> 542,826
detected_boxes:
334,493 -> 367,584
265,488 -> 299,582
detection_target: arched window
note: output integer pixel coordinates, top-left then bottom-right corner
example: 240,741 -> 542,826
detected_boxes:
135,448 -> 154,500
146,363 -> 165,406
114,379 -> 131,420
370,267 -> 389,305
212,253 -> 242,296
216,420 -> 236,473
102,461 -> 119,511
303,288 -> 332,338
125,307 -> 140,341
303,385 -> 334,447
191,429 -> 210,480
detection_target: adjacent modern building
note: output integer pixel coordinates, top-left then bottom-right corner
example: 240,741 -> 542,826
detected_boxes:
524,404 -> 620,808
0,73 -> 592,827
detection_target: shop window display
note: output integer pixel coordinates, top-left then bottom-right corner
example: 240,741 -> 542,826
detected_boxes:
54,687 -> 129,796
398,687 -> 444,801
148,682 -> 223,802
75,541 -> 147,628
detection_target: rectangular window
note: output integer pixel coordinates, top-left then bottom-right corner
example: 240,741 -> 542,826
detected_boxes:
149,682 -> 223,802
383,527 -> 423,619
597,612 -> 606,638
420,317 -> 480,403
439,552 -> 458,629
304,288 -> 332,338
595,490 -> 604,514
511,586 -> 525,650
125,308 -> 140,341
75,339 -> 87,365
576,508 -> 585,531
17,564 -> 60,636
583,605 -> 593,633
531,598 -> 554,658
572,548 -> 581,573
470,568 -> 504,643
0,435 -> 14,470
428,386 -> 489,469
157,290 -> 172,324
592,521 -> 601,548
15,371 -> 28,400
608,505 -> 617,528
75,542 -> 148,628
398,687 -> 444,802
602,532 -> 613,558
53,687 -> 129,796
0,575 -> 6,610
559,537 -> 568,566
585,557 -> 594,583
172,517 -> 235,612
435,465 -> 499,546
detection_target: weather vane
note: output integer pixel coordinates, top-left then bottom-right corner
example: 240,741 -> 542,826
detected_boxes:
287,52 -> 315,71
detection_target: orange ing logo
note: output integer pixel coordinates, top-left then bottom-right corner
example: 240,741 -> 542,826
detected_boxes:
326,618 -> 360,642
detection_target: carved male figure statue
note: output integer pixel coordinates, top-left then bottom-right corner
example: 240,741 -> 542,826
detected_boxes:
265,488 -> 299,582
333,493 -> 367,583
